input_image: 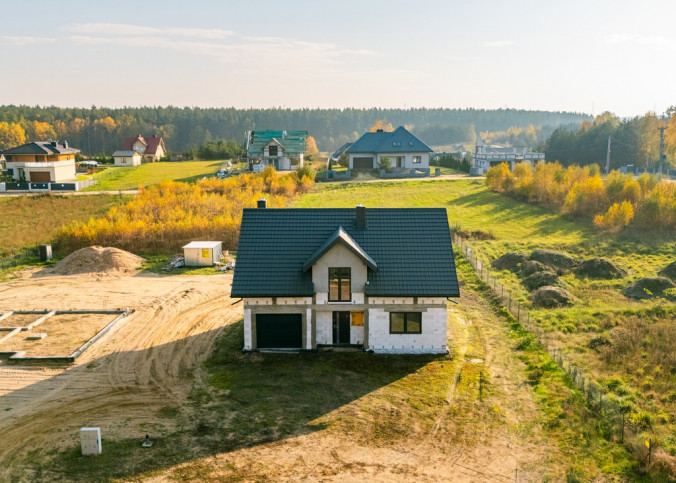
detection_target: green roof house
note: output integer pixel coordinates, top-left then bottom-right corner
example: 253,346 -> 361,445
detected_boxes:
346,126 -> 433,170
246,130 -> 307,172
231,202 -> 459,353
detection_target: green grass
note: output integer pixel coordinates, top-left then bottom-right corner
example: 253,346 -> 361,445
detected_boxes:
138,253 -> 231,275
83,160 -> 228,191
0,194 -> 129,257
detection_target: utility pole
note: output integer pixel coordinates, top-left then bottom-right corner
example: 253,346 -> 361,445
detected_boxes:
658,126 -> 666,174
605,135 -> 612,174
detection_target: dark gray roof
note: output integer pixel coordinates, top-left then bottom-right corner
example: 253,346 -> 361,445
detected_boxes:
1,141 -> 80,155
231,207 -> 459,298
345,126 -> 432,154
330,142 -> 353,159
302,226 -> 377,272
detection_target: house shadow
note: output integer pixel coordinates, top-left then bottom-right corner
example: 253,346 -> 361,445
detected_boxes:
174,161 -> 224,184
0,321 -> 439,480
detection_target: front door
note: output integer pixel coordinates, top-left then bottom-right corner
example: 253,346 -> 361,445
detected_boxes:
332,312 -> 350,344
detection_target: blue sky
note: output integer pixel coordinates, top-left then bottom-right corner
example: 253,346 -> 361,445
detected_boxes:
1,0 -> 674,116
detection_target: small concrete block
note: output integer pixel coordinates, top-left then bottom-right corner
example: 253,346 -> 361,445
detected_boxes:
24,333 -> 47,341
80,427 -> 102,455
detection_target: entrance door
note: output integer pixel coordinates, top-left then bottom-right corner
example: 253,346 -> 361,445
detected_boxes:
332,312 -> 350,344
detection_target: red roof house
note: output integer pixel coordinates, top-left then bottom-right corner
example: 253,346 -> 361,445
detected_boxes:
121,134 -> 167,162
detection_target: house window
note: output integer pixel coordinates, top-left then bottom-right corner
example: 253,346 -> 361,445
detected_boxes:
269,145 -> 278,156
389,312 -> 422,334
413,156 -> 422,164
329,267 -> 351,302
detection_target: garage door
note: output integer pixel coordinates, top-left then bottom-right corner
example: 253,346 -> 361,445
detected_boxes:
256,313 -> 302,349
352,157 -> 374,170
29,171 -> 51,182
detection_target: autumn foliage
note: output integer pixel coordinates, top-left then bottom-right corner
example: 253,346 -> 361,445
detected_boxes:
486,162 -> 675,231
55,167 -> 314,254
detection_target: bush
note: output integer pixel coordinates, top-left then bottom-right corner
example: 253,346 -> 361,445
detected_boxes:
296,164 -> 315,181
378,156 -> 391,171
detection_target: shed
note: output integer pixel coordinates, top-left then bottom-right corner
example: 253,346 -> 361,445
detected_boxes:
183,241 -> 223,267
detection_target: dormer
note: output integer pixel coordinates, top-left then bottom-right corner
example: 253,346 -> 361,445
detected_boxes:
264,138 -> 284,157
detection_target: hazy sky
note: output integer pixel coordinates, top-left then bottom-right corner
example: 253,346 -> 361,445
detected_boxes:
1,0 -> 674,116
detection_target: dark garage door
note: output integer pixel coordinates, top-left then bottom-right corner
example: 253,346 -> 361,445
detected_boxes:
352,157 -> 374,170
256,313 -> 302,349
29,171 -> 51,182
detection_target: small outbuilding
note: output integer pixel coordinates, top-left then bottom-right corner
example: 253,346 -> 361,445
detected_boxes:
112,150 -> 142,167
183,241 -> 223,267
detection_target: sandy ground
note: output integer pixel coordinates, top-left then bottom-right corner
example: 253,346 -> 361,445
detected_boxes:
0,269 -> 236,480
0,268 -> 559,482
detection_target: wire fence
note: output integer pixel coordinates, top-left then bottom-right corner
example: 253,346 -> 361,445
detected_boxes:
453,233 -> 658,465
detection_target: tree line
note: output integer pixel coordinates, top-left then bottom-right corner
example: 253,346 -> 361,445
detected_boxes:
0,105 -> 589,155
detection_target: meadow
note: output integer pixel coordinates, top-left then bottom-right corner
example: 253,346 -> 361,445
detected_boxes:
82,160 -> 228,191
295,179 -> 676,472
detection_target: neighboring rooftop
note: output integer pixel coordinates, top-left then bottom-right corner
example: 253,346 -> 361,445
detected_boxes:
346,126 -> 432,154
183,241 -> 222,249
112,150 -> 139,157
122,134 -> 166,155
1,140 -> 80,155
246,130 -> 307,157
330,142 -> 353,159
231,207 -> 459,298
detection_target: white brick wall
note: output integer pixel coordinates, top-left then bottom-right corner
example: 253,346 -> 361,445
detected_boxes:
277,297 -> 313,305
367,307 -> 448,354
243,308 -> 252,350
350,324 -> 364,344
244,298 -> 273,306
316,311 -> 332,344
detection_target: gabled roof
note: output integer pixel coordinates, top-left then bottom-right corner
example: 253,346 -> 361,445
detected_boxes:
302,226 -> 377,272
231,207 -> 459,298
345,126 -> 432,154
330,142 -> 353,159
1,141 -> 80,155
122,134 -> 165,155
112,150 -> 139,157
247,130 -> 307,157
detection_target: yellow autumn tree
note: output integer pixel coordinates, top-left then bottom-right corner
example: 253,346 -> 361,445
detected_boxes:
0,122 -> 26,150
594,201 -> 634,231
27,120 -> 56,141
369,120 -> 394,132
305,135 -> 319,155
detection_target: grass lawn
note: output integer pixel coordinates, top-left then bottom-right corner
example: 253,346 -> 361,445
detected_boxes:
83,160 -> 227,191
0,194 -> 129,257
295,179 -> 676,471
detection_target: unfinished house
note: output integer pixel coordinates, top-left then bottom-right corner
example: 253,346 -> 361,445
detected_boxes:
245,130 -> 307,171
231,202 -> 460,354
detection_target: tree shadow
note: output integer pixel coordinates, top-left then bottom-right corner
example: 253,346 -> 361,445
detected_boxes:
0,321 -> 439,481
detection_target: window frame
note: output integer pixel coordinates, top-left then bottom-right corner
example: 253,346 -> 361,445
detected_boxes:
328,267 -> 351,302
269,145 -> 278,156
389,312 -> 422,334
412,155 -> 422,164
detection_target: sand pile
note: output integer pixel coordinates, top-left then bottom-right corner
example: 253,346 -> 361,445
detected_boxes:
53,246 -> 146,275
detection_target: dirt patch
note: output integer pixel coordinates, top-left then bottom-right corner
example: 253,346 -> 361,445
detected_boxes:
530,249 -> 579,271
52,246 -> 145,275
659,261 -> 676,281
622,277 -> 676,301
491,252 -> 528,272
523,271 -> 560,291
0,313 -> 115,357
576,258 -> 626,279
531,286 -> 576,308
0,313 -> 46,328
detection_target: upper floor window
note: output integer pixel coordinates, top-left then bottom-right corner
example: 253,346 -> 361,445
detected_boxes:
329,267 -> 351,302
269,145 -> 278,156
413,156 -> 422,164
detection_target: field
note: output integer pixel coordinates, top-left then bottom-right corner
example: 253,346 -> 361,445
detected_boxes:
82,160 -> 227,191
0,194 -> 128,257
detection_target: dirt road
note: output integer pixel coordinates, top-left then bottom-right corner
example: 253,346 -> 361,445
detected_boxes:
0,270 -> 237,480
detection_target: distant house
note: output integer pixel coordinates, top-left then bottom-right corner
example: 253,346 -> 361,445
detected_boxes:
246,130 -> 306,172
121,134 -> 166,162
329,142 -> 353,162
0,140 -> 79,182
231,202 -> 459,353
473,139 -> 545,174
112,150 -> 142,167
346,126 -> 433,170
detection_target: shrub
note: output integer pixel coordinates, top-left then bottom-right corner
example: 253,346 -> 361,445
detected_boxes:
593,201 -> 634,231
378,156 -> 391,171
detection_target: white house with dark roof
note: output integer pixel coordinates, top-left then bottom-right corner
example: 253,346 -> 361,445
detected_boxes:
112,150 -> 142,166
231,202 -> 459,354
246,130 -> 307,171
473,139 -> 545,174
0,140 -> 79,182
346,126 -> 433,170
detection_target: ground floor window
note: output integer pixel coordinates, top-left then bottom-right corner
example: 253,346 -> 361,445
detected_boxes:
389,312 -> 422,334
413,156 -> 422,164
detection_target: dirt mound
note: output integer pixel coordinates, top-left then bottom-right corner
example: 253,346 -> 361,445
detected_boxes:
531,286 -> 576,308
521,260 -> 548,277
523,271 -> 560,291
576,258 -> 626,279
530,249 -> 579,271
659,261 -> 676,281
622,277 -> 676,301
491,252 -> 528,272
53,246 -> 145,275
